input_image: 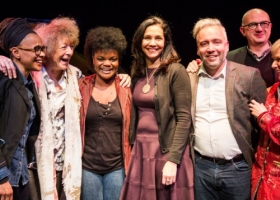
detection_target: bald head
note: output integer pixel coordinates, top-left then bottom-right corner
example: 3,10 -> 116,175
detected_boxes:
242,8 -> 270,25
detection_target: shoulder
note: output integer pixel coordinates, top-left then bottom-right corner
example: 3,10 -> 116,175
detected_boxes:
78,74 -> 95,86
228,46 -> 247,55
68,64 -> 83,78
227,61 -> 258,72
0,71 -> 11,85
115,76 -> 131,92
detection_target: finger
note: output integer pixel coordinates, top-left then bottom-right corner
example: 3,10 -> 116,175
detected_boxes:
11,66 -> 17,79
196,59 -> 202,65
0,65 -> 8,76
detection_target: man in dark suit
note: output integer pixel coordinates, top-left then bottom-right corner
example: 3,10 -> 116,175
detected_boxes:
188,18 -> 267,200
227,8 -> 276,88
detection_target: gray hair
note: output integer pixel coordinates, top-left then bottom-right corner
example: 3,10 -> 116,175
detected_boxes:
192,18 -> 227,40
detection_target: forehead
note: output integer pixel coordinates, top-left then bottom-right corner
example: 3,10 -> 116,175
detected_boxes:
144,24 -> 163,35
197,26 -> 226,42
93,49 -> 119,57
21,33 -> 42,45
244,10 -> 270,23
272,48 -> 280,59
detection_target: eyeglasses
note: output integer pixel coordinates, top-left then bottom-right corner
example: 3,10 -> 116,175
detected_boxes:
18,45 -> 47,56
242,21 -> 271,30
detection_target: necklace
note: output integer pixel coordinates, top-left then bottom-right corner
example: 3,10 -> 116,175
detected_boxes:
142,66 -> 159,94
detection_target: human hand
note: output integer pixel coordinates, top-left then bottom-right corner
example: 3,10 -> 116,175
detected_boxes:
0,181 -> 13,200
249,99 -> 267,118
117,73 -> 131,87
162,161 -> 177,185
186,59 -> 201,73
0,55 -> 16,79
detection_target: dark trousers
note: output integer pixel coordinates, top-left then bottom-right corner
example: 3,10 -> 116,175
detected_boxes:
28,169 -> 64,200
13,180 -> 29,200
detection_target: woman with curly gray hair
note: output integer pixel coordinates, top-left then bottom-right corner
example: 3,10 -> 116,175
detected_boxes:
79,26 -> 132,200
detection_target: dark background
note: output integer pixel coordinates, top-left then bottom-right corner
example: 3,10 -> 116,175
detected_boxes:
1,1 -> 279,73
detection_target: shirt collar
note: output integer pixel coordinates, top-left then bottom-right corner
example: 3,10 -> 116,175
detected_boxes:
247,41 -> 271,61
13,62 -> 32,86
42,67 -> 68,84
198,60 -> 227,79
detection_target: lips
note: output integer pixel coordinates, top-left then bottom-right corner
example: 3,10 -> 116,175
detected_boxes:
100,68 -> 113,74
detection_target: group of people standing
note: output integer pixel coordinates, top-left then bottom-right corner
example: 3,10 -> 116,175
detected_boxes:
0,7 -> 279,200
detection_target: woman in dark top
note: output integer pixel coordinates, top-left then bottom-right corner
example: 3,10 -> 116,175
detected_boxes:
120,16 -> 194,200
79,26 -> 132,200
0,17 -> 45,200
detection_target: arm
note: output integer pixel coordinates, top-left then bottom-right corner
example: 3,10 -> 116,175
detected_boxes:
0,55 -> 16,79
0,74 -> 12,199
117,73 -> 131,87
162,64 -> 192,185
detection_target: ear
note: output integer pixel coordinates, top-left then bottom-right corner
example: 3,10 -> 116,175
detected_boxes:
10,47 -> 20,59
240,26 -> 246,37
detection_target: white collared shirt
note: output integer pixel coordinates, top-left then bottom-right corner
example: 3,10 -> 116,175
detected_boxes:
42,67 -> 67,171
194,62 -> 242,159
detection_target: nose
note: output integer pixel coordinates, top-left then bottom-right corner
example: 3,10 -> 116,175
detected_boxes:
65,46 -> 74,56
255,23 -> 263,31
103,59 -> 111,66
207,43 -> 214,52
38,50 -> 46,57
271,60 -> 279,69
149,38 -> 156,46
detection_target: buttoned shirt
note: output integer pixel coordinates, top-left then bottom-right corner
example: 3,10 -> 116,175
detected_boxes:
194,62 -> 242,159
42,67 -> 67,171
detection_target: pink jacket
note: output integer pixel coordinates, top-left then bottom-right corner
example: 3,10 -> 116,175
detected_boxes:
251,82 -> 280,200
78,74 -> 132,174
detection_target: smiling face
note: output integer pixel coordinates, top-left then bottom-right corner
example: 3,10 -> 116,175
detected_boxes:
196,25 -> 229,76
141,24 -> 165,65
93,49 -> 119,82
46,36 -> 75,71
240,9 -> 272,46
15,33 -> 45,73
271,48 -> 280,80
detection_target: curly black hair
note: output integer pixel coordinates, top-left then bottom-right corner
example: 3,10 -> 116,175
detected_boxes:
84,26 -> 127,71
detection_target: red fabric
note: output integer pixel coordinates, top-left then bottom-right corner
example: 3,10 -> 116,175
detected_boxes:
78,74 -> 132,174
251,82 -> 280,200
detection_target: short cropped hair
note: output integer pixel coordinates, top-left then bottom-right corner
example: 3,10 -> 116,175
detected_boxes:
192,18 -> 227,40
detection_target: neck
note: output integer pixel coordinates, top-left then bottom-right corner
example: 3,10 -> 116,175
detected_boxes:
13,59 -> 29,78
146,58 -> 161,68
45,65 -> 64,81
95,75 -> 115,88
248,42 -> 270,56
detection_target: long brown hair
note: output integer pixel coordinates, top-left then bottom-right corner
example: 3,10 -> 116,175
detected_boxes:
131,15 -> 180,78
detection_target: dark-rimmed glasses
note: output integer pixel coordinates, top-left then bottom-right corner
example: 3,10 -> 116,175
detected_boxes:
242,21 -> 271,30
18,45 -> 47,56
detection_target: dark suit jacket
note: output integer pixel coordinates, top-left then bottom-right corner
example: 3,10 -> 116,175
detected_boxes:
227,46 -> 277,86
0,68 -> 40,170
227,46 -> 248,64
189,61 -> 267,167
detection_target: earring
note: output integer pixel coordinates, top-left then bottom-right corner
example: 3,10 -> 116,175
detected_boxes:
16,56 -> 20,60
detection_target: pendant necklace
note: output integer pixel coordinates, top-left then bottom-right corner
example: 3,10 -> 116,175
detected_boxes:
142,66 -> 159,94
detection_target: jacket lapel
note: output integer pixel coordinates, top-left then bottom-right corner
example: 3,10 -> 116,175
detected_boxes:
233,47 -> 247,64
189,72 -> 199,127
225,61 -> 236,121
12,75 -> 31,108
